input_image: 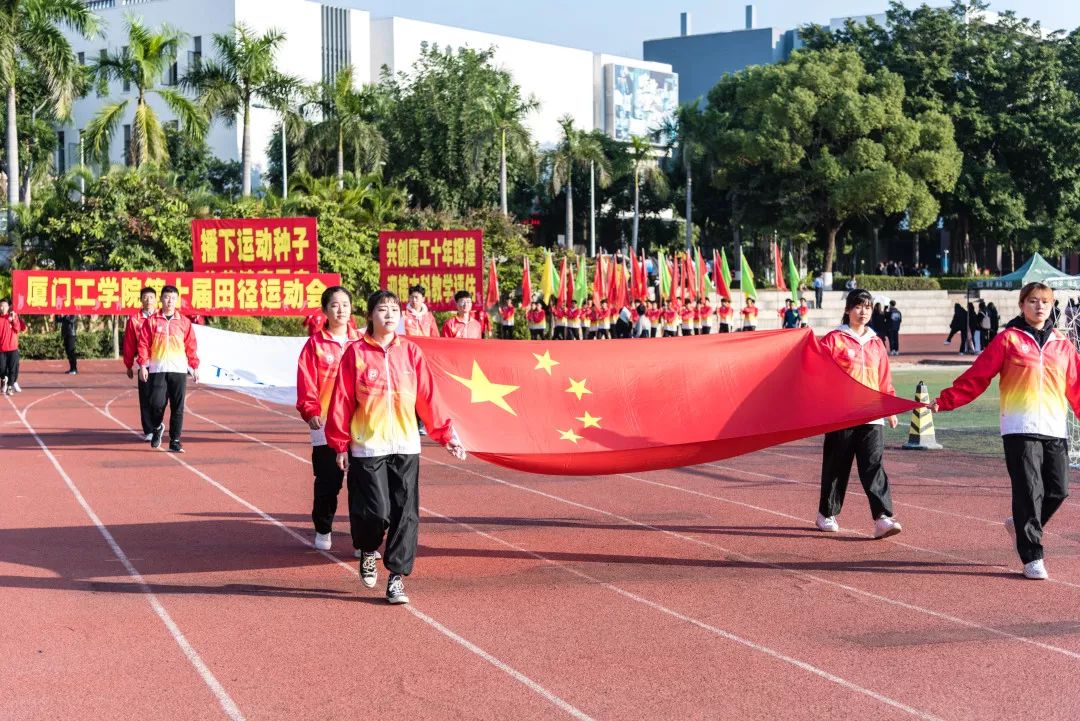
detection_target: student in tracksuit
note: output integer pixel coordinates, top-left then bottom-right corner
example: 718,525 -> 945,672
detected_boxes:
0,298 -> 27,394
815,289 -> 903,539
297,286 -> 362,554
123,287 -> 158,440
137,285 -> 199,453
934,282 -> 1080,580
326,290 -> 466,604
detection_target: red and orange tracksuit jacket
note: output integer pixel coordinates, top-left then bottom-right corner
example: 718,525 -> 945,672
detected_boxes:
122,310 -> 153,369
296,326 -> 362,445
404,304 -> 438,337
325,334 -> 454,457
136,313 -> 199,374
0,312 -> 27,352
821,325 -> 895,426
526,309 -> 547,331
441,314 -> 483,339
937,320 -> 1080,438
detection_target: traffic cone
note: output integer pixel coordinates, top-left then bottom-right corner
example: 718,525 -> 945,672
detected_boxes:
902,381 -> 942,450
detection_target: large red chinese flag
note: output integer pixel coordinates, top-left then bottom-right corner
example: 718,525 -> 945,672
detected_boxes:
485,258 -> 499,307
774,243 -> 788,292
521,256 -> 532,304
713,250 -> 731,299
557,257 -> 569,306
414,329 -> 918,475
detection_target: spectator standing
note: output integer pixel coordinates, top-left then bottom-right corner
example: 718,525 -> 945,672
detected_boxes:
813,273 -> 824,308
0,298 -> 27,394
968,302 -> 982,353
56,314 -> 79,374
781,299 -> 800,329
869,302 -> 887,338
885,300 -> 902,356
987,302 -> 1000,342
945,303 -> 969,353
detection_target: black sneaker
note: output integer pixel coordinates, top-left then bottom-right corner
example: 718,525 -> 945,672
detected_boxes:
150,424 -> 164,449
386,574 -> 409,605
359,552 -> 378,588
169,439 -> 184,453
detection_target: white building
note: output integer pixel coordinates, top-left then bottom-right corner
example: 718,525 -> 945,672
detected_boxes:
62,0 -> 675,187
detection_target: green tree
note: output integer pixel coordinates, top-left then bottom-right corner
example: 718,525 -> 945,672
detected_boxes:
702,47 -> 961,274
626,135 -> 668,252
84,18 -> 207,169
470,81 -> 538,215
187,23 -> 299,196
542,115 -> 610,249
657,103 -> 706,252
299,66 -> 386,188
0,0 -> 96,217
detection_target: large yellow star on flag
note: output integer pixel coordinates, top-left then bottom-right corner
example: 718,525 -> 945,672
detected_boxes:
558,427 -> 583,444
575,412 -> 601,429
532,349 -> 559,375
448,361 -> 519,416
566,377 -> 592,401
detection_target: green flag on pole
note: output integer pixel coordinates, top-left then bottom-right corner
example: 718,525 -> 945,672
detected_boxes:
740,248 -> 757,300
574,257 -> 589,305
720,248 -> 732,291
785,251 -> 800,303
657,249 -> 671,298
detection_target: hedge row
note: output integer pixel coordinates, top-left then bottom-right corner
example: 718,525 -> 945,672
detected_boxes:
829,275 -> 942,291
18,331 -> 114,360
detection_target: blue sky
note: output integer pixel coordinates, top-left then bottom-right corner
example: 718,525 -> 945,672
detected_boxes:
353,1 -> 1080,59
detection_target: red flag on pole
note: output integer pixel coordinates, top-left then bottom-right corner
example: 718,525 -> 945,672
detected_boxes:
521,255 -> 532,304
684,255 -> 698,298
593,254 -> 607,308
606,256 -> 618,306
774,242 -> 788,293
557,257 -> 569,306
614,260 -> 628,308
485,258 -> 499,307
713,250 -> 731,300
671,258 -> 680,303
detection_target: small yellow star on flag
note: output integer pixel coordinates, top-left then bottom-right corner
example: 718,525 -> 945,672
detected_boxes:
566,377 -> 592,401
576,412 -> 601,429
532,349 -> 560,375
558,427 -> 583,444
448,361 -> 519,416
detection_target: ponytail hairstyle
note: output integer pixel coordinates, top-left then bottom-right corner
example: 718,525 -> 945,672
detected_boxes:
841,289 -> 874,326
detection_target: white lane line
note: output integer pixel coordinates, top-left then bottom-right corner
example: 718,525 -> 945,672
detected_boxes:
426,460 -> 1080,662
186,396 -> 963,718
694,465 -> 1080,588
75,392 -> 597,721
7,394 -> 245,721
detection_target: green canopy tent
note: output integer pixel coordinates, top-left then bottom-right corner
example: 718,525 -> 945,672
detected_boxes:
970,253 -> 1080,290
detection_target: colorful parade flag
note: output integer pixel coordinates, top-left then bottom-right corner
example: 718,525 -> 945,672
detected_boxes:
557,256 -> 569,306
712,249 -> 731,300
593,254 -> 607,308
773,243 -> 787,293
720,248 -> 732,290
412,330 -> 919,475
740,249 -> 757,300
485,257 -> 499,308
658,249 -> 671,299
574,257 -> 589,305
522,255 -> 532,304
540,251 -> 556,304
786,251 -> 801,303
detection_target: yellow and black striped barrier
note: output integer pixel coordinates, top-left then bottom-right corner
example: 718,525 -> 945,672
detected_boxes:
902,380 -> 943,450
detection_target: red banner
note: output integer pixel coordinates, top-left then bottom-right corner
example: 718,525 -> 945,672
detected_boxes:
379,229 -> 483,312
412,329 -> 919,475
11,270 -> 341,316
192,217 -> 318,272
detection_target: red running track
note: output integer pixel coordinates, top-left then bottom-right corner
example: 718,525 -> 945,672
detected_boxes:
2,359 -> 1079,721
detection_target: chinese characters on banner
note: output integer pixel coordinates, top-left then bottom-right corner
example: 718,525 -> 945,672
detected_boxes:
379,229 -> 483,312
192,217 -> 319,272
11,270 -> 342,316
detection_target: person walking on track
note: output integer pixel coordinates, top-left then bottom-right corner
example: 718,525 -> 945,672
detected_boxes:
137,285 -> 199,453
815,289 -> 903,539
326,290 -> 466,605
122,287 -> 159,440
934,282 -> 1080,580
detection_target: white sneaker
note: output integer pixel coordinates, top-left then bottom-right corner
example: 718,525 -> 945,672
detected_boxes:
314,532 -> 332,551
815,513 -> 839,532
874,516 -> 902,539
1023,559 -> 1048,580
11,382 -> 21,393
143,433 -> 153,442
353,548 -> 381,559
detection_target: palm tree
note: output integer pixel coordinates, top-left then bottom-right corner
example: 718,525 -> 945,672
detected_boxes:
84,19 -> 207,169
471,83 -> 538,215
187,23 -> 299,196
543,115 -> 610,248
627,135 -> 668,253
0,0 -> 96,225
300,66 -> 386,189
657,103 -> 703,252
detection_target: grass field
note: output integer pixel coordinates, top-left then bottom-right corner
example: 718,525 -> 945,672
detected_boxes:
889,368 -> 1002,455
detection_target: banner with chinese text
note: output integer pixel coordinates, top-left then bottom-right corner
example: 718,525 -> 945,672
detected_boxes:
11,270 -> 341,316
192,217 -> 318,272
379,229 -> 483,311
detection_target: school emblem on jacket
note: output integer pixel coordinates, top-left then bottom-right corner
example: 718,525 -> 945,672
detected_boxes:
366,367 -> 380,383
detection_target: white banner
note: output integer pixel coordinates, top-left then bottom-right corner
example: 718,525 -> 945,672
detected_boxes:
192,325 -> 305,407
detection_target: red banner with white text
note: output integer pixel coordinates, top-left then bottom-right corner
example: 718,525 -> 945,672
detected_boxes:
192,217 -> 319,272
11,270 -> 341,316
